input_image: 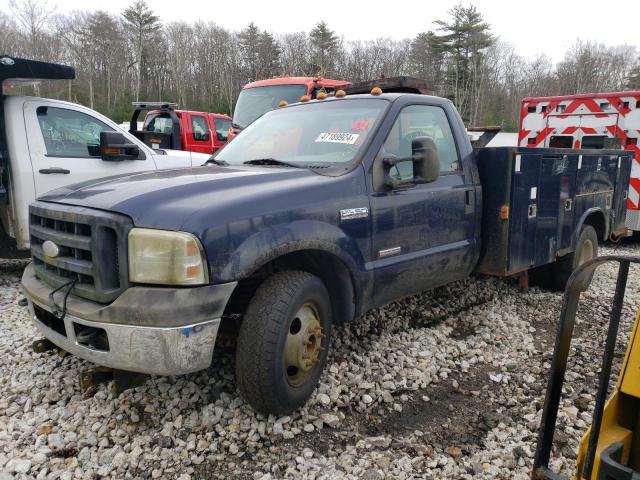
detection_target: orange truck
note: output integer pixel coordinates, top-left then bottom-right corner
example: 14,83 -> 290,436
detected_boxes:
228,76 -> 433,140
228,77 -> 352,140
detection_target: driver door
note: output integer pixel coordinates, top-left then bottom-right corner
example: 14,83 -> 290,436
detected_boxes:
368,104 -> 476,306
23,100 -> 154,196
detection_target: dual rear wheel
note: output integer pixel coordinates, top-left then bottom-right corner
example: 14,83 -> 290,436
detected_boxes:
531,225 -> 599,291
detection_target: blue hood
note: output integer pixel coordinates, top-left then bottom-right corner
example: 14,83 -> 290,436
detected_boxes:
39,165 -> 337,231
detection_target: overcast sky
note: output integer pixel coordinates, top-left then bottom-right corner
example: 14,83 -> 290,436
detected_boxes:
2,0 -> 639,63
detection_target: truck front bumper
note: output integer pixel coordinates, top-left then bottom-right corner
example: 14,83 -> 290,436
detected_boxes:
21,264 -> 237,376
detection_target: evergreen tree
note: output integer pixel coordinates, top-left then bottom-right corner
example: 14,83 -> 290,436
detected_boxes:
309,21 -> 339,76
409,31 -> 446,91
238,23 -> 281,81
433,4 -> 494,123
122,0 -> 161,102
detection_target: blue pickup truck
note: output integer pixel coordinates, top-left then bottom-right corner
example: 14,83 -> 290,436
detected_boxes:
20,90 -> 633,414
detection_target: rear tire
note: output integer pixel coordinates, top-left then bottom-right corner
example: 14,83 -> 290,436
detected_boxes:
235,271 -> 332,415
551,225 -> 598,291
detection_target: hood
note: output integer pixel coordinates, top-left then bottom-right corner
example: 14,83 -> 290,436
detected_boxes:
39,165 -> 335,230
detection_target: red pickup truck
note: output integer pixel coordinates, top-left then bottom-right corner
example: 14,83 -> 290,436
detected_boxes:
130,102 -> 232,155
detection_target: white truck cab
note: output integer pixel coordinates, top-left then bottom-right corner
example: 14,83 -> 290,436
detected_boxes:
0,56 -> 209,257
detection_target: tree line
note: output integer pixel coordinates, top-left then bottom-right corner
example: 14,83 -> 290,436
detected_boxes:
2,0 -> 639,130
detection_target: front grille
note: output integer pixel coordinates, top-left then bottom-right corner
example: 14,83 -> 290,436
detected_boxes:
29,201 -> 132,304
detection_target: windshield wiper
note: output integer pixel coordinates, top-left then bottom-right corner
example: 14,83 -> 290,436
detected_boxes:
204,157 -> 229,166
243,158 -> 302,168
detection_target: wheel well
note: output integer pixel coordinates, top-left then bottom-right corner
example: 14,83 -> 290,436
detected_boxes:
582,211 -> 606,242
222,250 -> 356,327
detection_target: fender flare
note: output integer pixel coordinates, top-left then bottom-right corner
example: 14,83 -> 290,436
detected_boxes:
574,207 -> 607,248
216,219 -> 366,289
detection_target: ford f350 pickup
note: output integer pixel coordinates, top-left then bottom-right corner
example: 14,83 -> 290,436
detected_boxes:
21,89 -> 633,414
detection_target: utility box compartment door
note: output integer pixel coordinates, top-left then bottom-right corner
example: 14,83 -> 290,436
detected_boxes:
507,151 -> 541,273
534,154 -> 577,263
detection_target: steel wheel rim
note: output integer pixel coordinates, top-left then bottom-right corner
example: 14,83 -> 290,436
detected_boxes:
283,303 -> 324,388
579,239 -> 595,266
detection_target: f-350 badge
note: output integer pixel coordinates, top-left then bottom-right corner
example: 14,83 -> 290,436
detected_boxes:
340,207 -> 369,221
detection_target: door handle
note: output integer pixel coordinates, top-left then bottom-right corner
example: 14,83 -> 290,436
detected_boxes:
465,189 -> 474,213
39,167 -> 70,174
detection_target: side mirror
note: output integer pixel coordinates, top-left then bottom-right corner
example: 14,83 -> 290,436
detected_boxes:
374,136 -> 440,191
100,131 -> 141,161
410,136 -> 440,184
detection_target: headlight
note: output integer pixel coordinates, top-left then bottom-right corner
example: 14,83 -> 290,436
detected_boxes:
128,228 -> 209,285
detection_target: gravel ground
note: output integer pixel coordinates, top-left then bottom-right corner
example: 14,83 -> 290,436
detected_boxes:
1,241 -> 639,480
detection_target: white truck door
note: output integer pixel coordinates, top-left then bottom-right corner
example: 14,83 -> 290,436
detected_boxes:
23,100 -> 158,197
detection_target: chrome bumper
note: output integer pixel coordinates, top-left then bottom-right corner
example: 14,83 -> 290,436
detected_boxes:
27,299 -> 220,375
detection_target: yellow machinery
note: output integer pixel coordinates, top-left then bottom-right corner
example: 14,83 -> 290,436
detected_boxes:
574,306 -> 640,479
533,255 -> 640,480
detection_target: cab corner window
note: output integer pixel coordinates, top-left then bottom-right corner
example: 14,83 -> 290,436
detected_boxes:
381,104 -> 461,182
36,106 -> 114,158
215,118 -> 231,142
191,116 -> 209,141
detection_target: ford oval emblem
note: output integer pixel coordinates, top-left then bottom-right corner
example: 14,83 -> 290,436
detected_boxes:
42,240 -> 60,258
0,57 -> 15,66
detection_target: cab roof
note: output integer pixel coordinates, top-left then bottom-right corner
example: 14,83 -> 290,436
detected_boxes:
243,76 -> 352,90
285,92 -> 448,106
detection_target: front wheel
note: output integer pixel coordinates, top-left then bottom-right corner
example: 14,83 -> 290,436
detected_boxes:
235,271 -> 332,415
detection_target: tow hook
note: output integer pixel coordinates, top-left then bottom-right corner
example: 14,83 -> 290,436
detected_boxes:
32,338 -> 57,353
80,367 -> 148,398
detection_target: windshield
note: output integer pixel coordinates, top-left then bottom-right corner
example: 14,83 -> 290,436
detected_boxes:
233,84 -> 308,128
216,98 -> 388,167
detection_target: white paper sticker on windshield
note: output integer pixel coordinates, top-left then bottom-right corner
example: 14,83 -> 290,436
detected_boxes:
315,132 -> 360,144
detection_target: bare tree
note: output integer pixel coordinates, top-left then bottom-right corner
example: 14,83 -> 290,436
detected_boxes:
2,0 -> 638,129
9,0 -> 56,60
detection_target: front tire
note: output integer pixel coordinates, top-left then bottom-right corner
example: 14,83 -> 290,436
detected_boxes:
235,271 -> 332,415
